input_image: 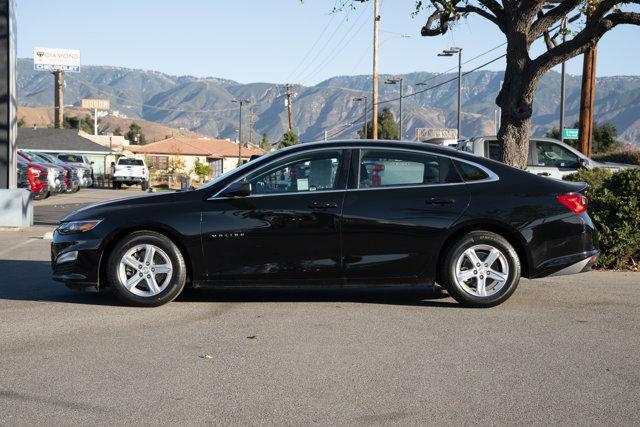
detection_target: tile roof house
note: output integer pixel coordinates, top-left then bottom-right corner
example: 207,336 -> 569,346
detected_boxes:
128,137 -> 265,178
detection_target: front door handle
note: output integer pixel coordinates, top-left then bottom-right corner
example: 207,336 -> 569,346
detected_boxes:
537,172 -> 551,176
309,201 -> 338,210
425,197 -> 455,205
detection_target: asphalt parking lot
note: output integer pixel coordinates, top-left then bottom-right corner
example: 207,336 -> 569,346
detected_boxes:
1,189 -> 639,424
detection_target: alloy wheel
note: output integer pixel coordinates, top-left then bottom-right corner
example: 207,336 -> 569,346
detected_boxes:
117,244 -> 173,297
454,244 -> 510,297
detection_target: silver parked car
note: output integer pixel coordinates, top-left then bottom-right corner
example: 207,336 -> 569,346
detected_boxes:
458,136 -> 637,179
53,153 -> 94,187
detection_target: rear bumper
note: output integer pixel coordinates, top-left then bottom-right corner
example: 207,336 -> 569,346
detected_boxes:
114,176 -> 145,183
532,250 -> 599,278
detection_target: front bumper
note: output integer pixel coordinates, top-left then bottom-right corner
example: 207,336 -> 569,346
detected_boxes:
51,230 -> 103,289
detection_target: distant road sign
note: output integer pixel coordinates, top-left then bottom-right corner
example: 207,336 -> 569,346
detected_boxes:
33,47 -> 81,73
82,99 -> 110,110
415,128 -> 458,141
562,128 -> 579,140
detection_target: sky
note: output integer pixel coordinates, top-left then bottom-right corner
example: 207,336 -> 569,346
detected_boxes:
16,0 -> 640,86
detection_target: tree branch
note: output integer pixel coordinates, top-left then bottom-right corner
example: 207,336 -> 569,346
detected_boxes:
531,11 -> 640,80
458,5 -> 505,30
530,0 -> 583,39
421,9 -> 451,36
477,0 -> 504,20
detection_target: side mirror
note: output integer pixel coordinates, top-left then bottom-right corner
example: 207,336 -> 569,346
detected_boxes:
90,161 -> 95,165
579,158 -> 589,169
221,180 -> 251,198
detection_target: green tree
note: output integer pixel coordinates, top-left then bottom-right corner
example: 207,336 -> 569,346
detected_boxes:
261,133 -> 271,151
113,126 -> 123,136
126,122 -> 146,145
17,117 -> 25,128
63,114 -> 93,133
358,108 -> 400,140
330,1 -> 640,167
194,160 -> 211,178
280,130 -> 299,147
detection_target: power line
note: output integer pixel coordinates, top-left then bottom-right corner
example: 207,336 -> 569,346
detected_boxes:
325,53 -> 507,139
300,2 -> 371,84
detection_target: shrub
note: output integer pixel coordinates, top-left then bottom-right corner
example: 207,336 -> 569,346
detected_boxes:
194,161 -> 211,178
564,168 -> 640,269
592,150 -> 640,166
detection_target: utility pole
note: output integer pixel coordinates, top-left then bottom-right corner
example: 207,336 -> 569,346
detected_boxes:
371,0 -> 380,139
53,69 -> 64,128
232,99 -> 250,166
559,16 -> 567,143
286,83 -> 293,132
578,0 -> 598,156
438,47 -> 463,139
248,106 -> 254,145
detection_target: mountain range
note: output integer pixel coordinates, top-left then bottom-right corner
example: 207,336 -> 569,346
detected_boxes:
16,58 -> 640,147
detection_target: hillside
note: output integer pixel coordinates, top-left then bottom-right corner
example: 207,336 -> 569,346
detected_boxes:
18,106 -> 207,143
17,59 -> 640,146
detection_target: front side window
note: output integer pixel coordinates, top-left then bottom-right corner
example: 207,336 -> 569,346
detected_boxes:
359,150 -> 445,188
486,140 -> 502,162
248,150 -> 342,195
535,141 -> 579,168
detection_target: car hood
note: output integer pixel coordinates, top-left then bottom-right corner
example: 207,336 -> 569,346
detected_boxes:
62,190 -> 191,222
592,160 -> 638,170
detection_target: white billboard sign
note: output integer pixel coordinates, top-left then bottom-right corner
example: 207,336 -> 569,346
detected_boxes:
415,127 -> 458,141
33,47 -> 81,73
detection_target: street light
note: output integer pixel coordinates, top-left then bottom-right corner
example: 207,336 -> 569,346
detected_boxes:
438,47 -> 463,139
232,99 -> 250,166
353,96 -> 368,139
384,77 -> 403,139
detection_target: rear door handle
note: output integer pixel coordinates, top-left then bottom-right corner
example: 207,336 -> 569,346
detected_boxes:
537,172 -> 551,176
309,201 -> 338,209
425,197 -> 455,205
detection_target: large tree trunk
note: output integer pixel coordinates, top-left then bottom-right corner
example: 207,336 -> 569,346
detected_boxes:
496,29 -> 537,168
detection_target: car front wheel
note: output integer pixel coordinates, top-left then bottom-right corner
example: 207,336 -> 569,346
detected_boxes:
106,231 -> 187,307
439,231 -> 521,308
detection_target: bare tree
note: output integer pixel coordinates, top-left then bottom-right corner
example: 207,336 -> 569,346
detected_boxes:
414,0 -> 640,166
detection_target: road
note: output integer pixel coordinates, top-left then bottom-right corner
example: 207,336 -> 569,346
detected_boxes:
0,190 -> 638,424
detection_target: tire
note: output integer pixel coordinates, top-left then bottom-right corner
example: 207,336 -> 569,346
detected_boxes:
106,231 -> 187,307
439,231 -> 521,308
112,181 -> 121,190
141,180 -> 149,191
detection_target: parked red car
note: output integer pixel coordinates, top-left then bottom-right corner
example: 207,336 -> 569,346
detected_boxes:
17,155 -> 50,199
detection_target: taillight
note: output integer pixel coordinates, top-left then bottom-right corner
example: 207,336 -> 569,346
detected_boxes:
556,193 -> 588,214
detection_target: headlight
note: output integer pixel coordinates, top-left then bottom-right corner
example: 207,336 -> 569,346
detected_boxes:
57,219 -> 103,235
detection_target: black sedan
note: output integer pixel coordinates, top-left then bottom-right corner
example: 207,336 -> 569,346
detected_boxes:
51,140 -> 599,307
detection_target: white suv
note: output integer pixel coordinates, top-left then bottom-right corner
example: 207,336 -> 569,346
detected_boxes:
458,136 -> 636,179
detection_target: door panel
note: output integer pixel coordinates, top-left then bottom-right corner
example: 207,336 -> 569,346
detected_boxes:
200,149 -> 349,282
341,149 -> 470,279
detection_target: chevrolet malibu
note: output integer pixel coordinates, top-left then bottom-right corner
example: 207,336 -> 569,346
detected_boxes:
51,140 -> 599,307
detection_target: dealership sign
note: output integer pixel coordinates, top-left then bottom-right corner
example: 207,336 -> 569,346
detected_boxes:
82,99 -> 110,110
33,47 -> 81,73
415,128 -> 458,141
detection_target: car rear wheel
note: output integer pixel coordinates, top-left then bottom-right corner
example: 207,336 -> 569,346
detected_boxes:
141,180 -> 149,191
439,231 -> 521,308
106,231 -> 187,307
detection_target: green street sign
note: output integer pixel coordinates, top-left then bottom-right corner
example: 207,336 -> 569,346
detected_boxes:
562,128 -> 579,140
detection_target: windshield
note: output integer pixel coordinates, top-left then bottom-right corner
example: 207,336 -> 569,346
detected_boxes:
118,158 -> 144,166
57,154 -> 85,163
33,152 -> 60,164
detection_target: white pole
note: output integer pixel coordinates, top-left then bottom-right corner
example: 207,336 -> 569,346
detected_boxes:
94,108 -> 98,135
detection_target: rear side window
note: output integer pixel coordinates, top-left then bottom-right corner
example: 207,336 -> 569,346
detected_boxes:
454,161 -> 489,182
359,150 -> 457,188
118,159 -> 144,166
